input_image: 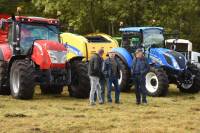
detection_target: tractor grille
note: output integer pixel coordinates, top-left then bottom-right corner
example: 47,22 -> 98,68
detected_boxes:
169,51 -> 186,69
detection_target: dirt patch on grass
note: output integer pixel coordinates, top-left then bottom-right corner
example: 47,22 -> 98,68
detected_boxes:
73,114 -> 86,118
62,107 -> 76,111
190,107 -> 200,112
183,96 -> 196,100
4,113 -> 29,118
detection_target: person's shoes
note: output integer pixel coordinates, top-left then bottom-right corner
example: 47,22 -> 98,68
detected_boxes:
136,102 -> 141,105
142,102 -> 148,105
108,100 -> 112,103
115,101 -> 121,104
90,102 -> 96,106
99,102 -> 104,105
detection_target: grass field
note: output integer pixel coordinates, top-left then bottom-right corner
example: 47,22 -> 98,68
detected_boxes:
0,85 -> 200,133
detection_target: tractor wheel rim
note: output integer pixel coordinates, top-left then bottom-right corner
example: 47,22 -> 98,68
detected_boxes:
181,81 -> 193,89
13,70 -> 20,94
112,70 -> 122,87
118,70 -> 123,85
146,72 -> 159,93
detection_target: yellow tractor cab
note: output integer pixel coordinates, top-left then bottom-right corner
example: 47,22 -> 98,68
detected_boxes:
61,33 -> 119,61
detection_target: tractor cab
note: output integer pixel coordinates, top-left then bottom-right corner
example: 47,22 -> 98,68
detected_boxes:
1,16 -> 61,56
120,27 -> 164,54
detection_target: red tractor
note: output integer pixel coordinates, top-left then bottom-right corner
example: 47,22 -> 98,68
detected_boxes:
0,14 -> 90,99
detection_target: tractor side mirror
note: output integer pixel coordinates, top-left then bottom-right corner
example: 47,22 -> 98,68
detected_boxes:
0,19 -> 6,31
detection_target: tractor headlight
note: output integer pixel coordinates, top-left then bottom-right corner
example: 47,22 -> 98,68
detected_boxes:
47,50 -> 67,64
173,59 -> 180,69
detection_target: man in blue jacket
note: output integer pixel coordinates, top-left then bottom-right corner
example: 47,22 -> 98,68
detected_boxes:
132,49 -> 150,105
102,51 -> 121,104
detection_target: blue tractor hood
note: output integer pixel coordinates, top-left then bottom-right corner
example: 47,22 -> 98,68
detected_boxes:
148,48 -> 187,70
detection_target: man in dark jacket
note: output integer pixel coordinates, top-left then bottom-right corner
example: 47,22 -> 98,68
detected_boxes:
103,51 -> 121,104
132,49 -> 150,105
88,49 -> 104,105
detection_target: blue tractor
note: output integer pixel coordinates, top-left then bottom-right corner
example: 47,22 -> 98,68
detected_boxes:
112,27 -> 200,96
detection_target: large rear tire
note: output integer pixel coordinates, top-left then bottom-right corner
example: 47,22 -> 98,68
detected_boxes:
10,60 -> 35,99
68,60 -> 90,98
145,67 -> 169,97
0,61 -> 10,95
178,64 -> 200,93
116,57 -> 131,92
40,85 -> 63,94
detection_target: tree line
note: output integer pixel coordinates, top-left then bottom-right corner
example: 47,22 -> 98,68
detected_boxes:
1,0 -> 200,51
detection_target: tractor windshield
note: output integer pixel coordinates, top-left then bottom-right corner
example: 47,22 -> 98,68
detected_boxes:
20,23 -> 59,54
143,29 -> 164,48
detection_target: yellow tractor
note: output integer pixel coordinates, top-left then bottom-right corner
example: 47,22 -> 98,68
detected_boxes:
61,33 -> 119,61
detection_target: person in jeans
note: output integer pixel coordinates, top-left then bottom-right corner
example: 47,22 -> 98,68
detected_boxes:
94,59 -> 106,103
132,49 -> 150,105
103,51 -> 121,104
88,49 -> 104,105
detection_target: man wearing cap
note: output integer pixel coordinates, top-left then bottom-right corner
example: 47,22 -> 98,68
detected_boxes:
132,49 -> 150,105
88,49 -> 104,105
103,51 -> 121,104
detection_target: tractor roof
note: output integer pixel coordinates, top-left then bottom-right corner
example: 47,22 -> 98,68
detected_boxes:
8,16 -> 59,25
119,27 -> 164,32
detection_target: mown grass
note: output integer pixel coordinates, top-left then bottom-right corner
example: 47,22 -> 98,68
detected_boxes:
0,85 -> 200,133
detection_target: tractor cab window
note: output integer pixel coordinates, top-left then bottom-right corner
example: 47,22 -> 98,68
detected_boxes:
20,23 -> 59,54
122,32 -> 141,53
143,29 -> 164,48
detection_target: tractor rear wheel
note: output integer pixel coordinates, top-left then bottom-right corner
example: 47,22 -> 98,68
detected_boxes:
0,61 -> 10,95
40,85 -> 63,94
68,60 -> 90,98
116,57 -> 131,92
178,64 -> 200,93
145,67 -> 169,97
10,60 -> 35,99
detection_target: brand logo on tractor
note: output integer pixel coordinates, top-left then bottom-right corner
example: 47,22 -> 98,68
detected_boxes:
66,44 -> 83,56
150,55 -> 163,65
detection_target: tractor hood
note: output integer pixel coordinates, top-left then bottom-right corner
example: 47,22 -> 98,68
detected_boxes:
149,48 -> 187,70
31,40 -> 67,69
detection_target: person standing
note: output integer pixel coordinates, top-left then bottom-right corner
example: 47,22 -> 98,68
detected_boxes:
132,49 -> 150,105
94,57 -> 106,103
88,49 -> 104,105
103,51 -> 121,104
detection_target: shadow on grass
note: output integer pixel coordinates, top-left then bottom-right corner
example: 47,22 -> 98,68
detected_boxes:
130,84 -> 199,98
33,94 -> 85,101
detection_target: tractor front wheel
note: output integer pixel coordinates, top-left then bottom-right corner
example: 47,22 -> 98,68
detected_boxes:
145,67 -> 169,97
178,64 -> 200,93
68,60 -> 90,98
10,60 -> 35,99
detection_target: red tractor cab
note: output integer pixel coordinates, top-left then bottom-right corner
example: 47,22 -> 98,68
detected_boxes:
0,15 -> 90,99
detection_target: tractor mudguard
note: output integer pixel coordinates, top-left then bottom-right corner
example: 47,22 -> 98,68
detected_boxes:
31,40 -> 67,69
111,47 -> 133,69
68,56 -> 85,63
